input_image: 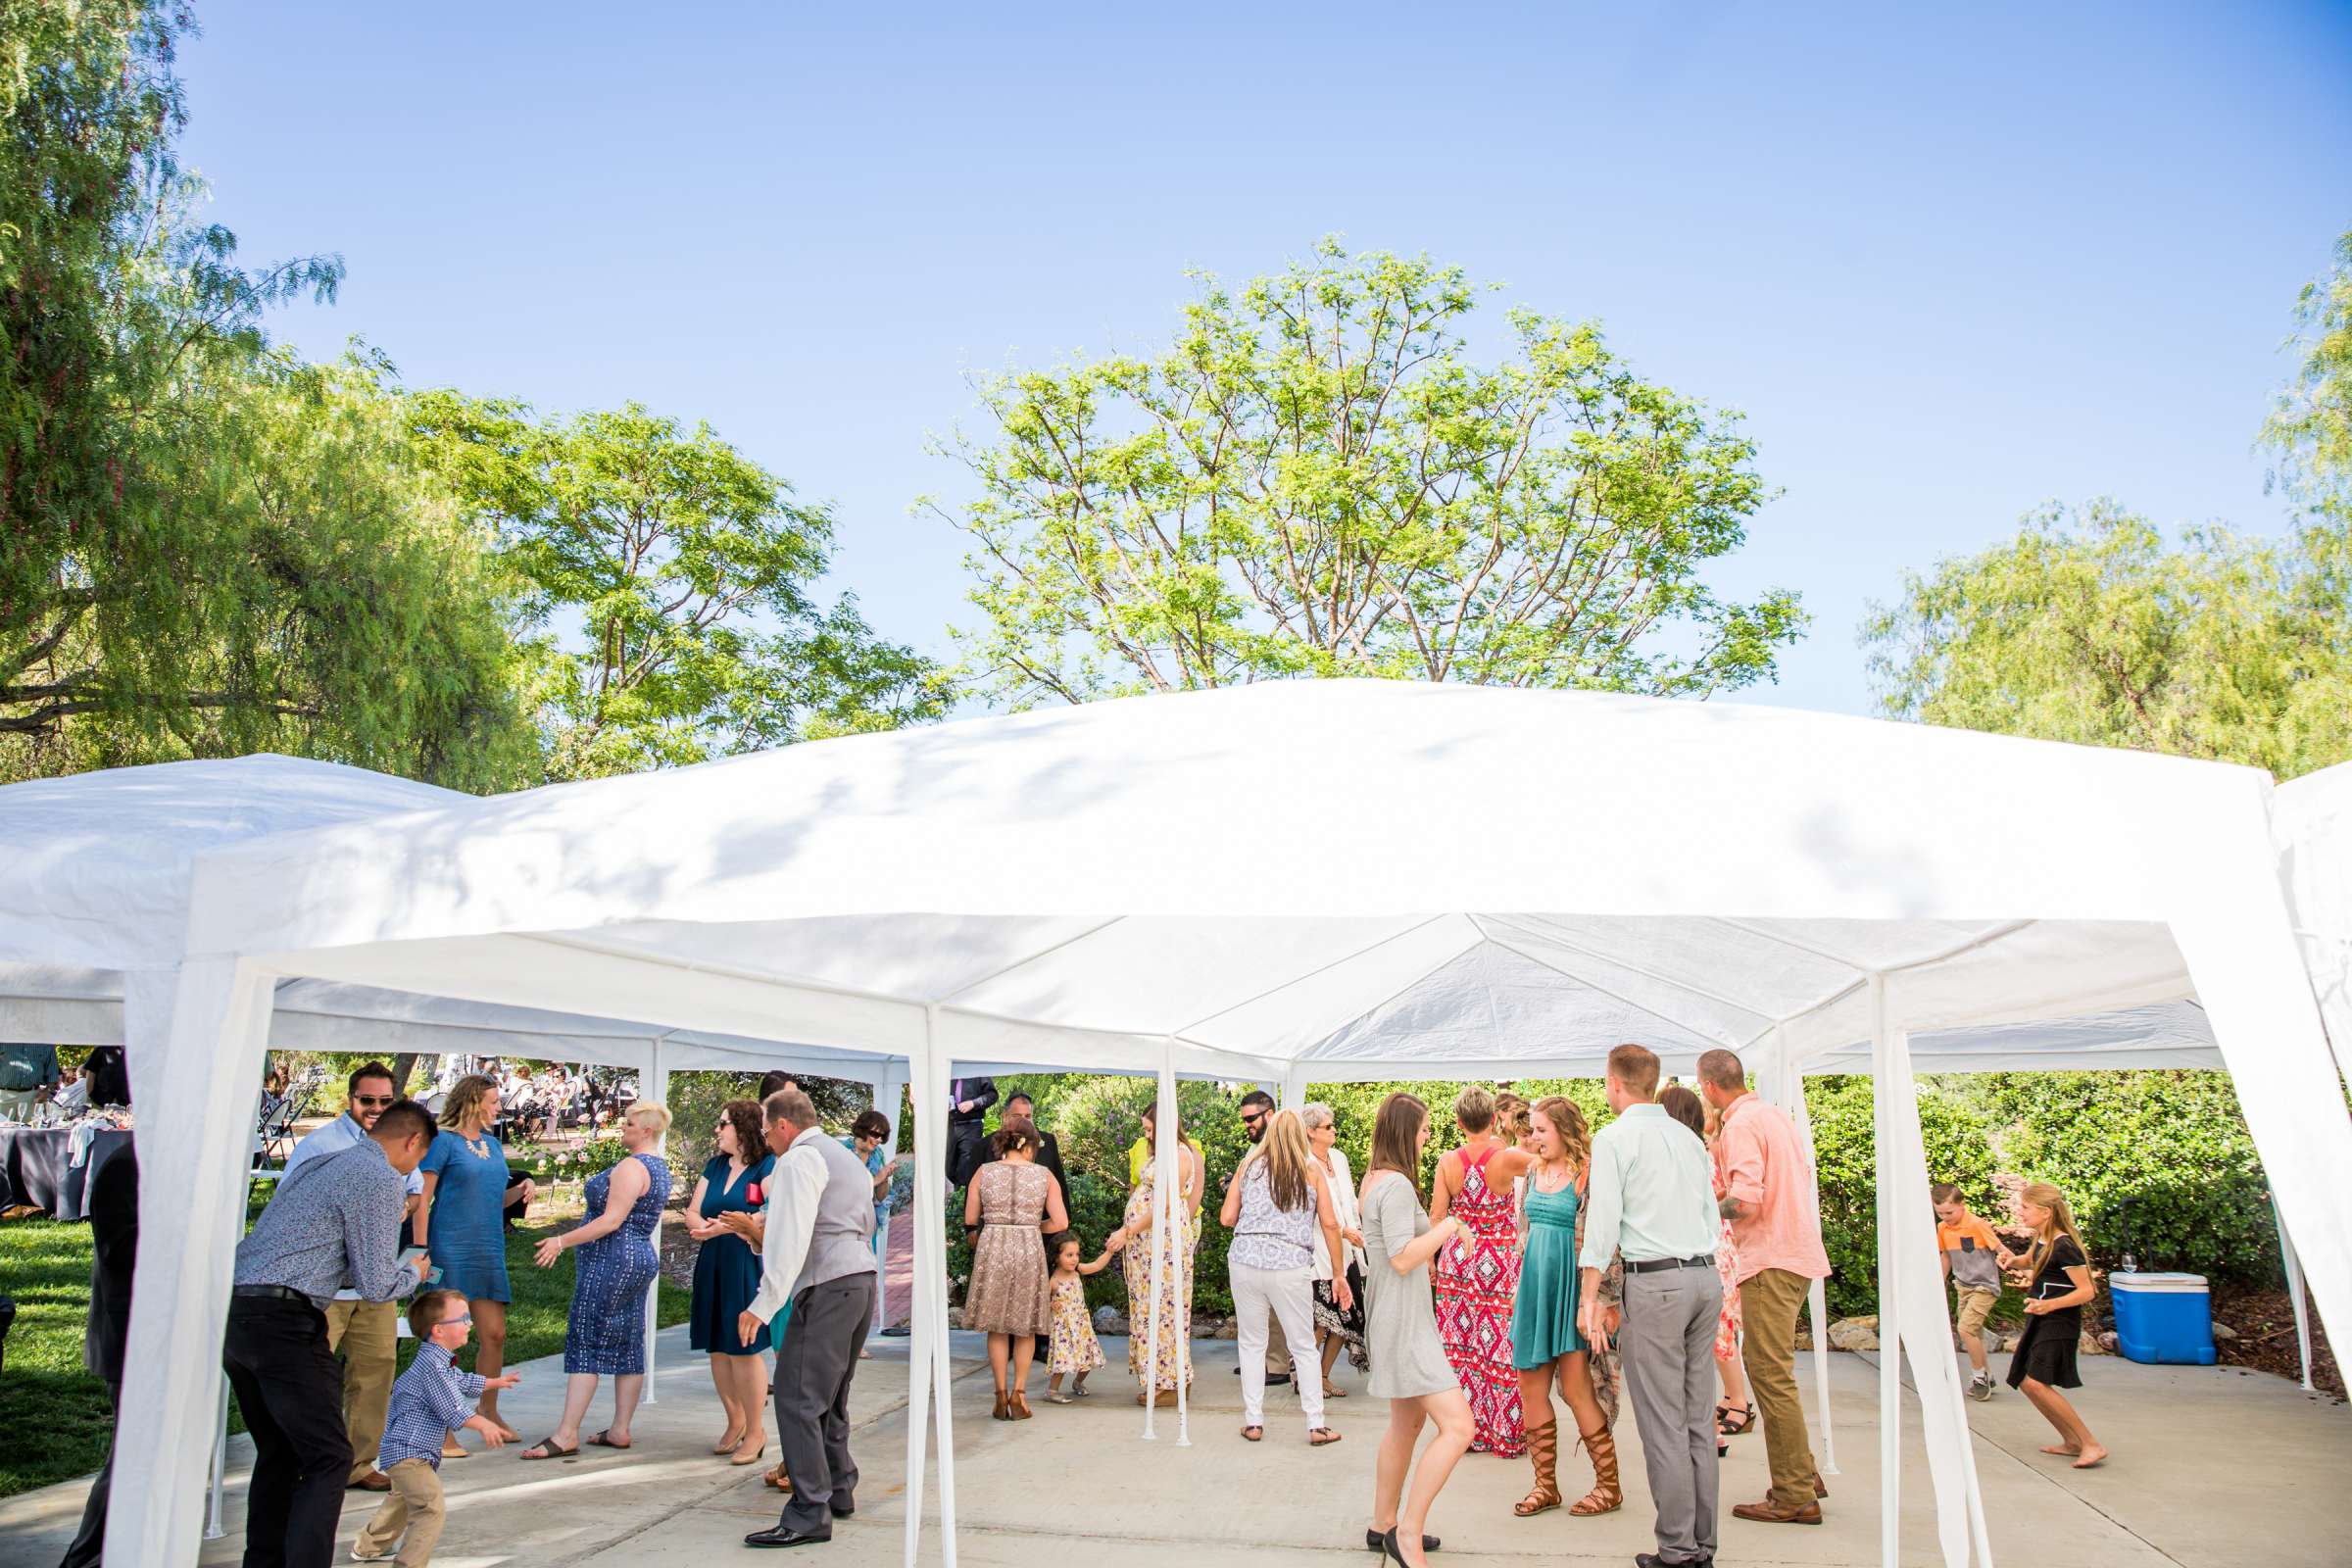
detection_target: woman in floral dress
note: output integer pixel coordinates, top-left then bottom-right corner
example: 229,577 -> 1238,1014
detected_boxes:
1430,1086 -> 1537,1456
1122,1115 -> 1200,1403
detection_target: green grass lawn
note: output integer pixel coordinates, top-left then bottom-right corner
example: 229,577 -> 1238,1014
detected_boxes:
0,1213 -> 688,1499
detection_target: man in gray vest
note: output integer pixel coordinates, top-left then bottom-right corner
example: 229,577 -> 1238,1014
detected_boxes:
739,1087 -> 878,1548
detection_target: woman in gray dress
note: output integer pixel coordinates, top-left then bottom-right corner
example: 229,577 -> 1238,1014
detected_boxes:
1358,1093 -> 1474,1568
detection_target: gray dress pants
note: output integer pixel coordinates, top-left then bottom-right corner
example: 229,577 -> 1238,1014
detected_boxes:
774,1273 -> 878,1537
1620,1263 -> 1725,1565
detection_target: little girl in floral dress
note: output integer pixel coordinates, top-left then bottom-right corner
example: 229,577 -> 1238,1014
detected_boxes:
1045,1230 -> 1122,1404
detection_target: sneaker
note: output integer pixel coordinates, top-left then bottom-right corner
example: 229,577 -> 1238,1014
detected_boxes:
1968,1373 -> 1993,1402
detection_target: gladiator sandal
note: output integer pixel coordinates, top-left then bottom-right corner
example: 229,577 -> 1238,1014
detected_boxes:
1512,1419 -> 1561,1516
1569,1424 -> 1622,1516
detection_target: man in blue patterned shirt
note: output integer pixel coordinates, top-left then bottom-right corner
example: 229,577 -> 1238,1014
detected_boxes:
225,1097 -> 436,1568
354,1290 -> 519,1565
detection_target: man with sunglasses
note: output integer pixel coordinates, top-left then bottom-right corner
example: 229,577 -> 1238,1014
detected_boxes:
282,1061 -> 428,1493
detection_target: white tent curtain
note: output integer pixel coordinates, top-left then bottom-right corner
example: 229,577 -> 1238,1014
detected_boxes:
11,683 -> 2345,1568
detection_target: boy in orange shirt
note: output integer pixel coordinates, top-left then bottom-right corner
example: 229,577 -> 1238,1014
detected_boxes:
1933,1184 -> 2018,1401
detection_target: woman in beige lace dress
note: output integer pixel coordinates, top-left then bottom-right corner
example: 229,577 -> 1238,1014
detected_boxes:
961,1117 -> 1068,1419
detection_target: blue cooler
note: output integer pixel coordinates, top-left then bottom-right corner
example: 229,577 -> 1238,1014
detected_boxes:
2108,1270 -> 2217,1365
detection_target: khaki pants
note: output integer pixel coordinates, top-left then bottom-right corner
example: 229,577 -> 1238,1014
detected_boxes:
1954,1286 -> 1998,1344
1739,1267 -> 1819,1512
353,1457 -> 444,1566
326,1298 -> 399,1482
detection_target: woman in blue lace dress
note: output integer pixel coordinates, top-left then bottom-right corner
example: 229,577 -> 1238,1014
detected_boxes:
519,1102 -> 674,1458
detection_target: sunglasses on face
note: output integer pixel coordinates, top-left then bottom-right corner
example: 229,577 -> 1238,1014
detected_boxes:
1241,1110 -> 1267,1125
354,1095 -> 395,1108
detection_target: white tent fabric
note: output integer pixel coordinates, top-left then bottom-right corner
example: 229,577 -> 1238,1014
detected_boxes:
2274,759 -> 2352,1083
0,757 -> 914,1534
111,680 -> 2349,1568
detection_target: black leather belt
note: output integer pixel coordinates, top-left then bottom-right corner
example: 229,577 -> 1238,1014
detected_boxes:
230,1283 -> 319,1308
1625,1254 -> 1716,1274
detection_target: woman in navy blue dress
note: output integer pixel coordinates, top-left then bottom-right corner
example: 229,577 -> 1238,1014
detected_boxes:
686,1098 -> 775,1465
519,1102 -> 674,1458
417,1074 -> 537,1446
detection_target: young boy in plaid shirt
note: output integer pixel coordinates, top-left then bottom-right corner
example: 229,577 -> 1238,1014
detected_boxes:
354,1290 -> 520,1565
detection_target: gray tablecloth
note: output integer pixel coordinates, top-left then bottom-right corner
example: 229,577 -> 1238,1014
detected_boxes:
0,1124 -> 133,1219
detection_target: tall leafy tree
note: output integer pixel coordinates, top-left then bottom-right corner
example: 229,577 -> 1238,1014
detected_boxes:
2264,226 -> 2352,520
409,394 -> 951,779
1,2 -> 533,785
934,239 -> 1805,707
1865,230 -> 2352,780
1861,501 -> 2351,778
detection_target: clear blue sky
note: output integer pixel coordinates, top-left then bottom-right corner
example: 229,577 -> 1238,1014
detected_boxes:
177,1 -> 2352,716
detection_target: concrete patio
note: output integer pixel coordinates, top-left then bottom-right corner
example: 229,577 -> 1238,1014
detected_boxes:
3,1325 -> 2344,1566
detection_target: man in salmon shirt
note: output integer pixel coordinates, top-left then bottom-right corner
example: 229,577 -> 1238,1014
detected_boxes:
1697,1049 -> 1832,1526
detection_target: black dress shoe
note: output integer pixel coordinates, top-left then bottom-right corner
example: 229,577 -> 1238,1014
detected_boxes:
1365,1526 -> 1440,1551
830,1494 -> 855,1518
745,1525 -> 831,1548
1635,1554 -> 1711,1568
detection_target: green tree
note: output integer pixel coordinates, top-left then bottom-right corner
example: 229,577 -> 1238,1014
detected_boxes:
2,3 -> 533,786
1860,500 -> 2352,779
409,394 -> 952,779
935,240 -> 1804,707
2264,226 -> 2352,519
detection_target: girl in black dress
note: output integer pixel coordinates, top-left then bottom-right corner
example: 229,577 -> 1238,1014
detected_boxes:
2004,1182 -> 2107,1469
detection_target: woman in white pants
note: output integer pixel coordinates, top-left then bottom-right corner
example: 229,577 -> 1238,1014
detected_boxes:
1220,1108 -> 1350,1445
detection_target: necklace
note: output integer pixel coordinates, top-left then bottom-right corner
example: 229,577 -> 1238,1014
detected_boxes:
465,1129 -> 492,1159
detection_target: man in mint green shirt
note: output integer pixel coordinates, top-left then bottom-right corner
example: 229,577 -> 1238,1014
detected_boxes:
1579,1044 -> 1722,1568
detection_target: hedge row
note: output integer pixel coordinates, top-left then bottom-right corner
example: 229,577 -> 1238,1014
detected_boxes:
937,1069 -> 2290,1321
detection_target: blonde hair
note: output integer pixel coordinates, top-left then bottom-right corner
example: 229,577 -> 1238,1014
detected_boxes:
1251,1109 -> 1315,1211
443,1074 -> 498,1135
1454,1083 -> 1496,1134
1532,1095 -> 1592,1174
1494,1092 -> 1533,1144
623,1101 -> 672,1137
2019,1181 -> 2088,1280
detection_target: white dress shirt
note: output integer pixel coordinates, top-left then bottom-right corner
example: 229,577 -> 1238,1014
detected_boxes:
1578,1102 -> 1721,1269
748,1128 -> 831,1325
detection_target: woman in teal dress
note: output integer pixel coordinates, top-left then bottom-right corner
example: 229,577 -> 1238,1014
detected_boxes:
1507,1096 -> 1620,1521
417,1074 -> 534,1444
685,1099 -> 776,1464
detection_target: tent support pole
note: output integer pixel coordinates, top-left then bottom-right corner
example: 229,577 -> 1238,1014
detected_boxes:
205,1341 -> 230,1539
1142,1049 -> 1177,1440
1869,974 -> 1899,1568
2275,1197 -> 2315,1392
870,1063 -> 909,1331
1773,1025 -> 1838,1476
642,1037 -> 666,1403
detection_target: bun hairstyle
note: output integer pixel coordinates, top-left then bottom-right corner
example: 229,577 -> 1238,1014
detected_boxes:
1494,1092 -> 1533,1144
990,1116 -> 1040,1158
1454,1084 -> 1496,1134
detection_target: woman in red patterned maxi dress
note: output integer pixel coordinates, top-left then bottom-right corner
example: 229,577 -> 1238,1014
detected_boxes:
1431,1086 -> 1538,1456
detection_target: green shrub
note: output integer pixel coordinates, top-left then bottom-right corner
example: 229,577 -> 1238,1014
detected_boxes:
1964,1070 -> 2282,1285
1804,1075 -> 2002,1318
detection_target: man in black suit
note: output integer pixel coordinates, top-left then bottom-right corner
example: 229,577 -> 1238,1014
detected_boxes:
997,1092 -> 1068,1213
944,1076 -> 998,1187
61,1137 -> 137,1568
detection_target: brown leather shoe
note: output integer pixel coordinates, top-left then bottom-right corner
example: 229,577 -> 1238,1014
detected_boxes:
1733,1498 -> 1823,1525
349,1471 -> 392,1493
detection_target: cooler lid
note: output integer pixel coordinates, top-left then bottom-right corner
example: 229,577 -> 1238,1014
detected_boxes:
2109,1270 -> 2208,1293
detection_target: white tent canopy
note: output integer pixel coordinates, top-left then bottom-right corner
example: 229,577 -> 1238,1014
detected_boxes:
2275,758 -> 2352,1082
39,681 -> 2349,1568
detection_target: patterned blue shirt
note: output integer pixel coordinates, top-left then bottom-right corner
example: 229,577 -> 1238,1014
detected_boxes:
234,1139 -> 416,1308
377,1341 -> 485,1471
